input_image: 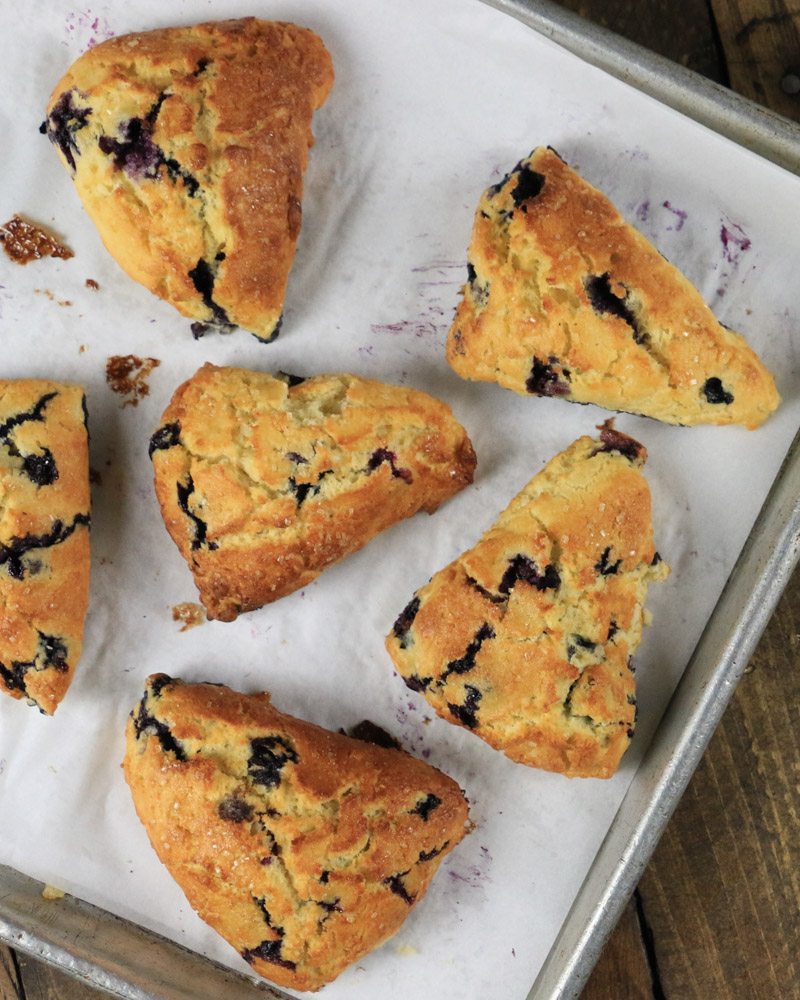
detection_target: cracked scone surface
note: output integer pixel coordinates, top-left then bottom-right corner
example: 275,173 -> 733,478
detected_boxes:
123,674 -> 470,992
43,18 -> 333,341
150,364 -> 477,621
385,424 -> 669,779
447,146 -> 779,428
0,380 -> 90,714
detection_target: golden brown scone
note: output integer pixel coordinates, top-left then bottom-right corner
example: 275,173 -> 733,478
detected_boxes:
43,19 -> 334,341
447,146 -> 779,428
0,381 -> 90,714
123,674 -> 471,992
150,364 -> 476,622
385,423 -> 669,779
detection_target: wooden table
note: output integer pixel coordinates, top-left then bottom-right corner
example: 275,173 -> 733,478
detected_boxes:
2,3 -> 798,999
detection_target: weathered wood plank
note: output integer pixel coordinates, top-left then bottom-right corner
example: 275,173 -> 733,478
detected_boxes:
0,943 -> 25,1000
638,571 -> 800,999
579,895 -> 655,999
710,0 -> 800,119
556,0 -> 728,81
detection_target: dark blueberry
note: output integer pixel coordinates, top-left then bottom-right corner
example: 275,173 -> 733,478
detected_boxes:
39,633 -> 68,670
626,693 -> 636,706
254,898 -> 283,933
591,423 -> 644,463
247,736 -> 299,789
584,273 -> 647,345
525,357 -> 571,397
348,720 -> 401,751
418,841 -> 448,863
0,391 -> 57,443
383,872 -> 415,905
0,513 -> 90,581
218,795 -> 254,823
276,371 -> 306,388
567,634 -> 595,661
148,422 -> 182,458
607,621 -> 618,641
595,547 -> 622,576
486,158 -> 525,198
81,394 -> 90,433
440,623 -> 495,682
190,322 -> 210,339
98,118 -> 163,180
188,258 -> 232,328
651,551 -> 663,566
193,58 -> 210,77
22,449 -> 58,487
627,727 -> 635,739
132,697 -> 187,761
403,673 -> 432,693
366,448 -> 413,484
510,166 -> 546,209
702,377 -> 734,405
214,251 -> 226,261
176,475 -> 216,551
466,261 -> 490,307
319,870 -> 330,884
148,675 -> 174,698
627,656 -> 636,674
44,90 -> 92,170
289,469 -> 332,507
0,661 -> 28,694
317,898 -> 342,914
447,685 -> 482,729
285,451 -> 308,465
410,793 -> 442,821
241,940 -> 296,970
465,575 -> 506,605
393,597 -> 420,648
498,554 -> 560,595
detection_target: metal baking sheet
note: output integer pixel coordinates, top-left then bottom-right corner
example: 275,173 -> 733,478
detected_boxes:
2,2 -> 800,999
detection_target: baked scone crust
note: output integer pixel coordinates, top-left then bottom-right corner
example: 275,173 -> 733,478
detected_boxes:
386,424 -> 669,779
150,364 -> 477,621
0,380 -> 90,714
447,146 -> 779,428
44,18 -> 334,341
123,675 -> 470,992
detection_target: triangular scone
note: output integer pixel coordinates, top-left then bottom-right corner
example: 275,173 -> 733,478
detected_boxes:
123,675 -> 470,992
447,146 -> 779,428
0,381 -> 90,714
149,364 -> 476,621
386,424 -> 669,779
43,19 -> 333,341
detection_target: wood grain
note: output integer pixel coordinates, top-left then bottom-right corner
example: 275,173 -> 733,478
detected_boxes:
710,0 -> 800,119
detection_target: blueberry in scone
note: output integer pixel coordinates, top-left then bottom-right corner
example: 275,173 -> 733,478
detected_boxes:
123,674 -> 471,991
43,19 -> 334,342
150,364 -> 477,621
385,423 -> 669,779
0,381 -> 90,714
447,146 -> 780,428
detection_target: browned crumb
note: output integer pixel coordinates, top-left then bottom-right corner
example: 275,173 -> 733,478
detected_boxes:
172,602 -> 206,631
79,345 -> 87,354
85,279 -> 99,290
0,215 -> 73,264
106,355 -> 161,407
34,288 -> 71,306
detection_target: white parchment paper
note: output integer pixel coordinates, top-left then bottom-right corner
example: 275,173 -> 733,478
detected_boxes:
1,1 -> 799,998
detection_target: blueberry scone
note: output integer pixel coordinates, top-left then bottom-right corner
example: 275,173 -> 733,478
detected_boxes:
123,675 -> 470,991
43,19 -> 334,341
447,146 -> 779,428
385,423 -> 669,779
150,364 -> 476,621
0,381 -> 90,714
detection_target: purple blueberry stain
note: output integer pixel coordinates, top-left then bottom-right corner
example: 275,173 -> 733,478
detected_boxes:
720,221 -> 752,264
662,200 -> 687,231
